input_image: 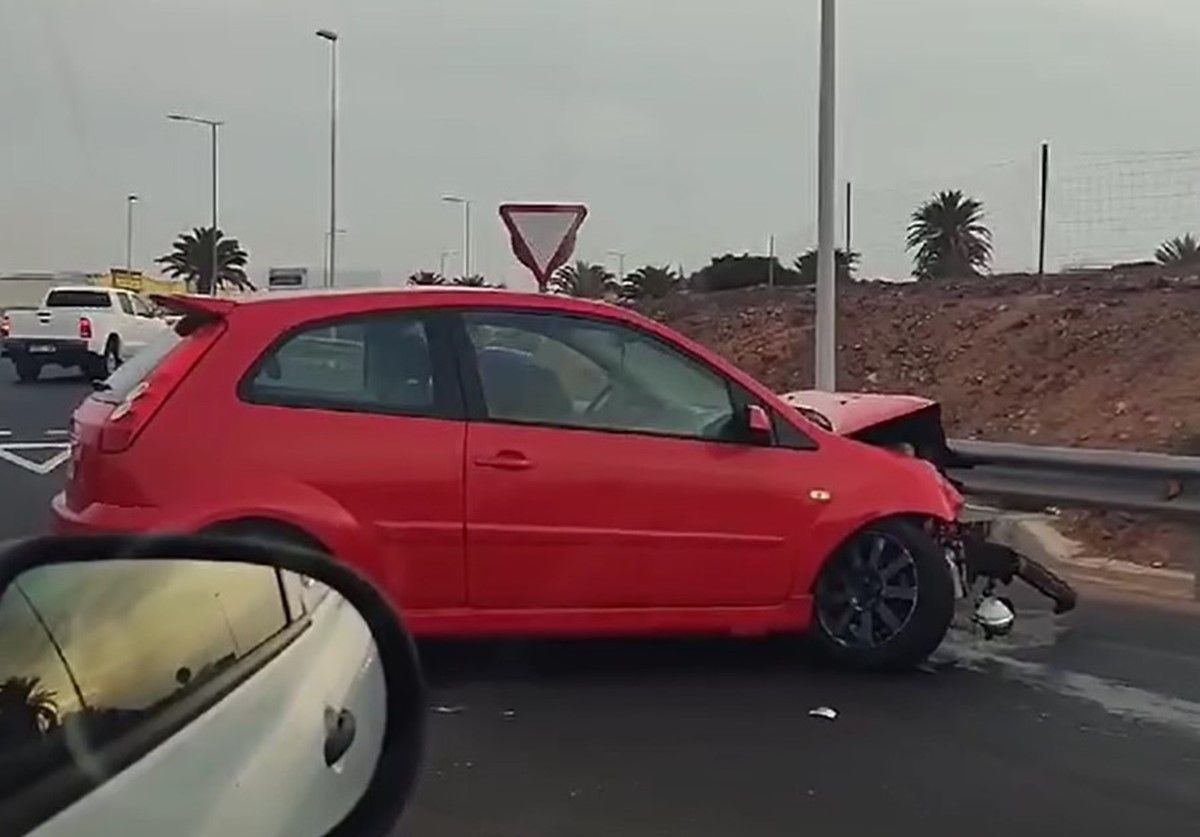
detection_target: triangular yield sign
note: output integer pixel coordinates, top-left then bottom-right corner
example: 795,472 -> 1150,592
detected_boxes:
499,203 -> 588,290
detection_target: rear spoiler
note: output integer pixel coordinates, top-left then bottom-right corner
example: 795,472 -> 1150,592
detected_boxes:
150,294 -> 237,319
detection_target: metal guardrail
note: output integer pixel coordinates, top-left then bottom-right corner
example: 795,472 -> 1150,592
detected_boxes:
945,439 -> 1200,599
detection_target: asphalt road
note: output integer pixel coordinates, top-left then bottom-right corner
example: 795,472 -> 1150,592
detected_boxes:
2,361 -> 1199,835
0,361 -> 90,540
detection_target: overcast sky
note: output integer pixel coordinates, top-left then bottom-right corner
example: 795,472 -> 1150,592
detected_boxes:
3,0 -> 1200,286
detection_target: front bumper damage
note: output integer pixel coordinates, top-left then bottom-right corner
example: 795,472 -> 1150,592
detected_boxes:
779,389 -> 1079,636
936,508 -> 1078,638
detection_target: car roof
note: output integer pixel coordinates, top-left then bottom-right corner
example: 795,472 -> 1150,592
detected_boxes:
47,285 -> 114,294
183,286 -> 631,319
154,285 -> 789,415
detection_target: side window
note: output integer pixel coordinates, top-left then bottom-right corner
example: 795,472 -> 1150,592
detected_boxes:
464,311 -> 738,441
0,560 -> 296,830
116,293 -> 134,315
129,295 -> 153,317
244,314 -> 439,415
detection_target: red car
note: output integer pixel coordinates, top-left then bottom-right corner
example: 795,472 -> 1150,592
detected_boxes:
55,288 -> 966,669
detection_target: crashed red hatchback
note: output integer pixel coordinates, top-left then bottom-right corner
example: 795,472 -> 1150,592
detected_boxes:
54,288 -> 1057,669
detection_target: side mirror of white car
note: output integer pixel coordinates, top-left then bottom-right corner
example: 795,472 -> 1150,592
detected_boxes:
0,534 -> 424,837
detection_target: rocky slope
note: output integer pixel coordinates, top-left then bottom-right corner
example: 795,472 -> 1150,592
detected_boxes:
643,267 -> 1200,569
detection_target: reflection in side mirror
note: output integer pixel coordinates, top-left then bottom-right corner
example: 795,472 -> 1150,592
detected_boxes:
0,540 -> 423,837
746,404 -> 772,442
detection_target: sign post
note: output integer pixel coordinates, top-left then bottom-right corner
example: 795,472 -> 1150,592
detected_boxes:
498,203 -> 588,291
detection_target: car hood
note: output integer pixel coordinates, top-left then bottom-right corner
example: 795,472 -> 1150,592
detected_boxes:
780,390 -> 937,435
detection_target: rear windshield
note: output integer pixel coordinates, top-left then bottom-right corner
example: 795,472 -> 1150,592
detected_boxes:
45,290 -> 112,308
92,326 -> 183,403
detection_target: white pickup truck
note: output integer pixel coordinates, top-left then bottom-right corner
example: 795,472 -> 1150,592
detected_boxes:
1,285 -> 169,381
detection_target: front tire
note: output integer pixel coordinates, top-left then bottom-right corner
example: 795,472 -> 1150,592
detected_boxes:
811,518 -> 954,671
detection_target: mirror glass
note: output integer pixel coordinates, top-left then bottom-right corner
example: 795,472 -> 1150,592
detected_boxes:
0,559 -> 386,837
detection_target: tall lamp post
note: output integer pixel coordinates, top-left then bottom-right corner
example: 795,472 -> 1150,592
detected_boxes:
323,228 -> 348,287
442,196 -> 471,277
167,113 -> 222,294
316,29 -> 339,288
814,0 -> 837,391
125,194 -> 138,270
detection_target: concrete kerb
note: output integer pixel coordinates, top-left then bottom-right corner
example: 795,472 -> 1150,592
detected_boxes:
982,509 -> 1199,604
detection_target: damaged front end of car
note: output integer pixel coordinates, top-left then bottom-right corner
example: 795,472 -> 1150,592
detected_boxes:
784,390 -> 1078,637
933,515 -> 1078,638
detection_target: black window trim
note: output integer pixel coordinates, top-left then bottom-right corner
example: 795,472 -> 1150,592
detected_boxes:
237,308 -> 466,421
448,307 -> 807,449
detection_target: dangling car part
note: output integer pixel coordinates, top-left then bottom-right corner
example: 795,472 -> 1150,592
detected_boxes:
783,390 -> 1079,630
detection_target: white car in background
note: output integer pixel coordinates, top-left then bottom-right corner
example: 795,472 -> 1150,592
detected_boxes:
1,286 -> 168,381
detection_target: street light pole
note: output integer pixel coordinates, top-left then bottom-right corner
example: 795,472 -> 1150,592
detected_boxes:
442,196 -> 471,277
323,228 -> 347,287
317,29 -> 339,288
607,250 -> 627,281
125,194 -> 138,270
815,0 -> 837,391
168,113 -> 223,294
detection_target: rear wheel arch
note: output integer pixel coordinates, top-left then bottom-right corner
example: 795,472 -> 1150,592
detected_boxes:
200,517 -> 332,554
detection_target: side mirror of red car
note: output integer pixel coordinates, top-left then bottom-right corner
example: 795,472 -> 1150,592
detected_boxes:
745,404 -> 773,443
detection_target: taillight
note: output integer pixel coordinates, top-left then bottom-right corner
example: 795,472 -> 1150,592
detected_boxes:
79,317 -> 93,339
99,322 -> 224,453
1,314 -> 9,338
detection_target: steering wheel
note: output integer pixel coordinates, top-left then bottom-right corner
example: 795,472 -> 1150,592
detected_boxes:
697,410 -> 738,441
582,383 -> 614,416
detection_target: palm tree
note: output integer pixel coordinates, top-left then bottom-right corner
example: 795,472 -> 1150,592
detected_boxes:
621,265 -> 679,301
906,190 -> 993,279
548,260 -> 616,299
0,676 -> 60,744
155,227 -> 252,294
407,271 -> 445,286
452,274 -> 490,287
1155,233 -> 1200,266
793,248 -> 860,284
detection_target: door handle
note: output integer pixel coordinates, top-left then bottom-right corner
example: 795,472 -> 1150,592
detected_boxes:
473,451 -> 533,470
323,706 -> 357,767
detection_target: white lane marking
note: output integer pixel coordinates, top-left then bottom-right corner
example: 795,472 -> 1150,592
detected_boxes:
44,429 -> 69,437
0,430 -> 11,437
0,442 -> 72,475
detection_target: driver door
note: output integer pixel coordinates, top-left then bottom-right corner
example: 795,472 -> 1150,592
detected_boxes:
458,309 -> 809,610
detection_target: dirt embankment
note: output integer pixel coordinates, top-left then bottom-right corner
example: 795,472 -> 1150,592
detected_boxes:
643,268 -> 1200,569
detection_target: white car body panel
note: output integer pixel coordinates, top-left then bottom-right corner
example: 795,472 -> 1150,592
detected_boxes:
31,591 -> 386,837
